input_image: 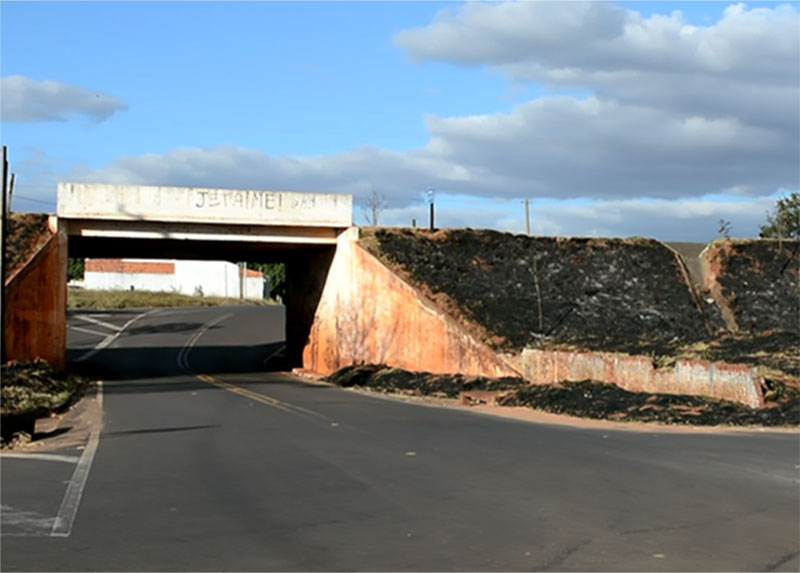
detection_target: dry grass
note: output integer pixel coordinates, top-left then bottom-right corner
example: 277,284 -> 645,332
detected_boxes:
1,359 -> 86,417
4,213 -> 52,278
68,288 -> 277,310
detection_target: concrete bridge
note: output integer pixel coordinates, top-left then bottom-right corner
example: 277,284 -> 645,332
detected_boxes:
8,181 -> 515,384
4,183 -> 786,409
6,183 -> 353,369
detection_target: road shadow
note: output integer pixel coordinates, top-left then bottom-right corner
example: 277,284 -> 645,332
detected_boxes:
102,424 -> 220,438
122,322 -> 224,336
67,341 -> 292,395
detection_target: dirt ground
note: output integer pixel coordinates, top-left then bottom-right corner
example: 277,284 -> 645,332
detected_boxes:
327,365 -> 800,428
3,212 -> 52,278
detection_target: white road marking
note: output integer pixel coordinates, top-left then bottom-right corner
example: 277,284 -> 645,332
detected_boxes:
262,344 -> 286,366
75,314 -> 123,332
176,313 -> 233,371
50,382 -> 103,538
0,505 -> 56,536
0,453 -> 80,464
74,309 -> 158,363
68,325 -> 110,338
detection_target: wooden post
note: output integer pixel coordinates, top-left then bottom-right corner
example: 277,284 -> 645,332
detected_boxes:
429,202 -> 435,231
7,173 -> 14,215
1,146 -> 7,363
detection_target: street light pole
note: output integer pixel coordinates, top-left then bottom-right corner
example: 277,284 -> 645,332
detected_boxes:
525,198 -> 530,236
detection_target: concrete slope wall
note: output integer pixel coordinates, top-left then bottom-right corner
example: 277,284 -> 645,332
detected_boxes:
4,217 -> 67,369
303,228 -> 520,377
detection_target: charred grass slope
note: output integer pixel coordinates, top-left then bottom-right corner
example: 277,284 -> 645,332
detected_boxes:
329,365 -> 799,427
362,228 -> 708,356
707,239 -> 799,334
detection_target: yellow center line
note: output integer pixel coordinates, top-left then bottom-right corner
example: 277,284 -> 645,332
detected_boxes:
180,314 -> 332,421
198,372 -> 330,419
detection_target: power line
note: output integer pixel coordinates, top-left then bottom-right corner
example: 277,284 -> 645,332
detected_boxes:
13,194 -> 55,206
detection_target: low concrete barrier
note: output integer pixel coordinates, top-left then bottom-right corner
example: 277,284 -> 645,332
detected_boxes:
518,348 -> 763,408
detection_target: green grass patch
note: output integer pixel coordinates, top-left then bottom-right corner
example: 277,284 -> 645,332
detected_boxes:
1,359 -> 87,417
68,288 -> 278,310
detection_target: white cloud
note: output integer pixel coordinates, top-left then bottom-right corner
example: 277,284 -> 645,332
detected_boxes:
396,2 -> 798,86
37,2 -> 797,241
0,75 -> 128,123
396,1 -> 799,175
380,194 -> 783,242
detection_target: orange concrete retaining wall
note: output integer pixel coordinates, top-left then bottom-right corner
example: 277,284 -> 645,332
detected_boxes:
4,216 -> 67,369
303,228 -> 520,377
518,348 -> 763,408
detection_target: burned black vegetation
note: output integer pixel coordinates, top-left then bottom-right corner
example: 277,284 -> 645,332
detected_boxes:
328,365 -> 799,427
712,239 -> 800,334
366,229 -> 708,354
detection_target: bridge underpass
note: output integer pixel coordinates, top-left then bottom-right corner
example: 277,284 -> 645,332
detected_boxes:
36,183 -> 351,368
8,181 -> 518,380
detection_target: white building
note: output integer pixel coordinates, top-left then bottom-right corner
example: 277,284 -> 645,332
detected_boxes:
82,258 -> 267,300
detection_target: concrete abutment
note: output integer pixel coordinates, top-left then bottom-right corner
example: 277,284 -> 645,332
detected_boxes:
4,216 -> 68,369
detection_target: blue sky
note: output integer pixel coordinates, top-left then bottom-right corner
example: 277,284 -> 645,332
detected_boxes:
1,1 -> 797,241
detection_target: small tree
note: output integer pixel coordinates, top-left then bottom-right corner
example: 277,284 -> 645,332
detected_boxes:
718,219 -> 732,239
248,262 -> 286,301
360,188 -> 388,226
760,192 -> 799,240
67,257 -> 84,281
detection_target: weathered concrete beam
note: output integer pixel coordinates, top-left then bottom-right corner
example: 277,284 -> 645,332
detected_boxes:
58,182 -> 352,228
64,219 -> 341,245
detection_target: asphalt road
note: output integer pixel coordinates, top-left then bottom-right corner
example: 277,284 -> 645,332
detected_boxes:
2,305 -> 799,571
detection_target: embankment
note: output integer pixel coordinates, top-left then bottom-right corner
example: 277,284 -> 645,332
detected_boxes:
305,228 -> 797,408
361,229 -> 710,355
701,239 -> 799,334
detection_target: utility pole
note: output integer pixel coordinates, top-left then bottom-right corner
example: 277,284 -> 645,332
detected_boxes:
525,198 -> 530,236
427,186 -> 435,231
7,173 -> 14,215
1,146 -> 8,363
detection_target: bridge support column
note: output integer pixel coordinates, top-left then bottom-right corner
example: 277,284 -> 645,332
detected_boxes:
285,244 -> 336,368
